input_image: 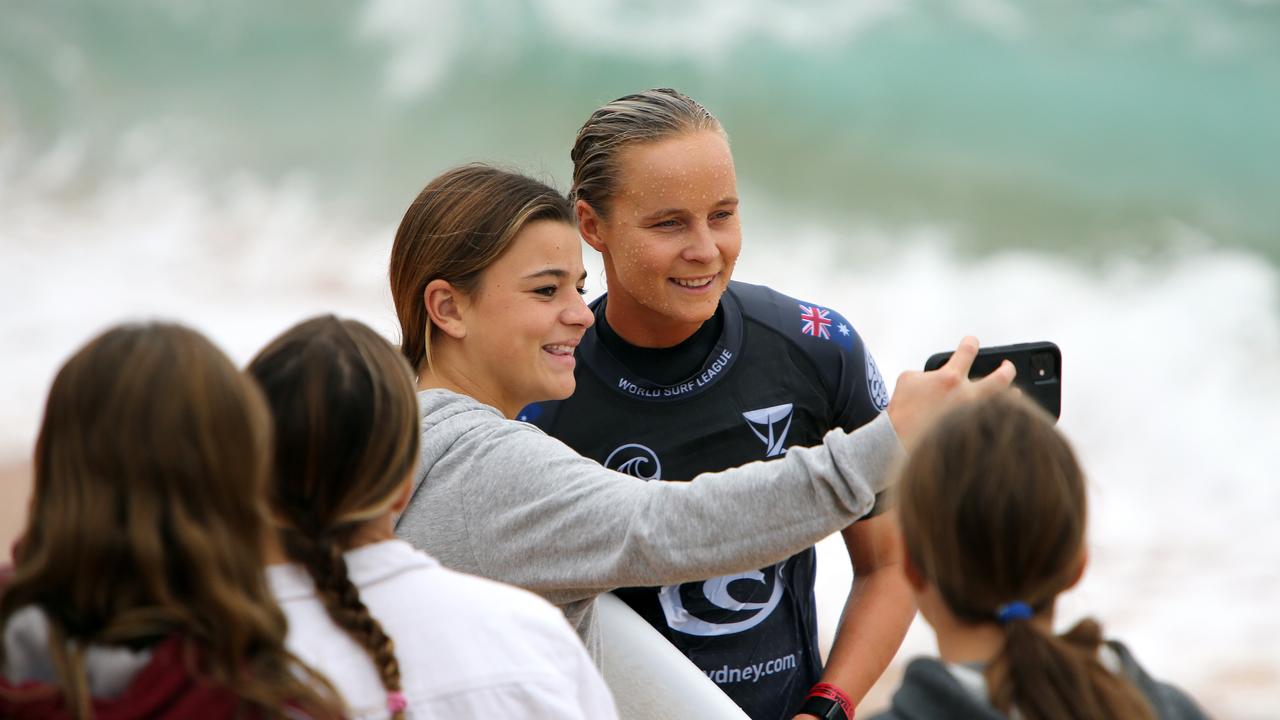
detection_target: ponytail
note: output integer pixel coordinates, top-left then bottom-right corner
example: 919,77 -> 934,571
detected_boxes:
897,393 -> 1162,720
283,530 -> 405,720
249,316 -> 424,718
986,617 -> 1155,720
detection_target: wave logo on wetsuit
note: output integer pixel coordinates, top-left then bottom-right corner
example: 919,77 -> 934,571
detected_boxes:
866,353 -> 890,411
742,403 -> 794,458
603,443 -> 662,481
658,562 -> 788,637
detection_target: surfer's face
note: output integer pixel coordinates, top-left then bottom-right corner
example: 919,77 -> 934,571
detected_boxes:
458,220 -> 592,414
581,131 -> 741,344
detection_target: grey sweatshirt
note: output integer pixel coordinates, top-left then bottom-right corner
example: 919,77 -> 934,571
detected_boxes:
2,606 -> 151,698
867,642 -> 1209,720
394,389 -> 904,661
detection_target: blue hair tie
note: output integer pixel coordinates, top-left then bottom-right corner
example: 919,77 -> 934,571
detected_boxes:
996,601 -> 1033,624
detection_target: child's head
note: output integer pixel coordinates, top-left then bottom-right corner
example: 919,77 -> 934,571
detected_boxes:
896,391 -> 1153,720
1,322 -> 337,718
248,315 -> 419,549
247,314 -> 420,719
898,390 -> 1086,625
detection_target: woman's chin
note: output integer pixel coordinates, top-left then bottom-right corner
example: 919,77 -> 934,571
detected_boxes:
665,289 -> 725,324
538,377 -> 577,403
553,381 -> 577,401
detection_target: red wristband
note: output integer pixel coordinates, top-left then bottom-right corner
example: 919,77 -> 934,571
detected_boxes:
802,682 -> 855,719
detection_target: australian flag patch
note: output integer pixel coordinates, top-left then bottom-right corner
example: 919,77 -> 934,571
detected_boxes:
798,304 -> 833,340
798,302 -> 856,349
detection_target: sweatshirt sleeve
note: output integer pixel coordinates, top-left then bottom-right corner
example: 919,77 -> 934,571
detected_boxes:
441,410 -> 903,607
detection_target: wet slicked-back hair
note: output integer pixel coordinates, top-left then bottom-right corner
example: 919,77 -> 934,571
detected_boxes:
570,88 -> 724,217
0,322 -> 340,719
388,164 -> 573,374
897,392 -> 1154,720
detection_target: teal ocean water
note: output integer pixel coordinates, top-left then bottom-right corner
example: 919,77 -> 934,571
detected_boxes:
3,0 -> 1279,259
2,2 -> 1279,716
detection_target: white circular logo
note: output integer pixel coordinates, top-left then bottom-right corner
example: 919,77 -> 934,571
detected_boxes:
604,443 -> 662,481
657,563 -> 787,636
866,353 -> 889,411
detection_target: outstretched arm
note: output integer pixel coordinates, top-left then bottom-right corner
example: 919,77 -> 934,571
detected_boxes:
399,337 -> 1012,609
795,512 -> 915,719
794,336 -> 1010,719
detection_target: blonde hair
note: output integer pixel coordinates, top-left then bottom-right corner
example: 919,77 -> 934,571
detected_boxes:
570,88 -> 724,216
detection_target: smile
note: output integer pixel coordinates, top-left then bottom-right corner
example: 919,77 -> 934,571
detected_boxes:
542,344 -> 577,356
670,274 -> 717,289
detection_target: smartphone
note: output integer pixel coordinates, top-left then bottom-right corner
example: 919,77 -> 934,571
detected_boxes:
924,341 -> 1061,420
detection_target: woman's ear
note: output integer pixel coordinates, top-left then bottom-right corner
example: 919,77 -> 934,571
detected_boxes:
424,279 -> 468,340
391,472 -> 415,514
576,199 -> 607,254
901,539 -> 928,593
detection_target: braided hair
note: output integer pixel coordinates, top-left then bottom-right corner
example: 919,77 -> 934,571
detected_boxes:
248,315 -> 421,719
282,533 -> 404,714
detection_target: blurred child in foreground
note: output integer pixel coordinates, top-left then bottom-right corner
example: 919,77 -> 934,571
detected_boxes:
870,392 -> 1207,720
0,323 -> 340,719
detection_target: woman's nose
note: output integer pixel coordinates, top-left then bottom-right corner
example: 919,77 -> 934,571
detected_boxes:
563,293 -> 595,328
681,223 -> 718,263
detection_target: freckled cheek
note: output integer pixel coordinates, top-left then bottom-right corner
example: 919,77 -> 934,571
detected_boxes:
723,245 -> 742,272
633,257 -> 678,304
607,242 -> 654,296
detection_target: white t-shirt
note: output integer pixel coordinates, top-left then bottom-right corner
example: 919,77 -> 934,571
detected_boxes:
268,540 -> 618,719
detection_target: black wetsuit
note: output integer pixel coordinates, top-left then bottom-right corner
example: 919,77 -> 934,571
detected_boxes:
522,281 -> 889,720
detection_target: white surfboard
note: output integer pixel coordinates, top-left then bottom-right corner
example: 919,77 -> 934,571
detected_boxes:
597,592 -> 750,719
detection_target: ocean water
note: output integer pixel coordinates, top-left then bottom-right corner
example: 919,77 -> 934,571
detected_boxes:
2,1 -> 1278,716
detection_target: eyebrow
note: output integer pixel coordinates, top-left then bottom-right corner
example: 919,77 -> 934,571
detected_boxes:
523,268 -> 589,282
639,197 -> 739,223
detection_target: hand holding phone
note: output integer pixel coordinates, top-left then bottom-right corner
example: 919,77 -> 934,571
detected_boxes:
887,336 -> 1017,446
923,341 -> 1061,420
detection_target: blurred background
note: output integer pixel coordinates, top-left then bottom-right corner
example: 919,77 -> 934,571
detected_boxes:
2,1 -> 1278,716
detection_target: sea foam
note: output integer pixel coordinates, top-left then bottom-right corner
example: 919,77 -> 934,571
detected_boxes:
2,154 -> 1276,716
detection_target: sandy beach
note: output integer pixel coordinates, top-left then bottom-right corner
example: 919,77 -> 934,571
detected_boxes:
0,460 -> 31,556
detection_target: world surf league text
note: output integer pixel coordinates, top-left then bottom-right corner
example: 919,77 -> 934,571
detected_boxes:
616,349 -> 734,399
